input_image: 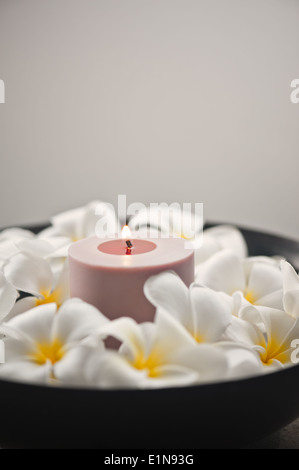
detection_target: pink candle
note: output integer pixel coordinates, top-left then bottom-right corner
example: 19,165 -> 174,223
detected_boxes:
68,230 -> 194,322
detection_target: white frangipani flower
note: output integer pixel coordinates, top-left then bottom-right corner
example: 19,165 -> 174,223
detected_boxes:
14,238 -> 71,282
196,250 -> 284,311
143,272 -> 262,379
16,237 -> 71,259
0,299 -> 109,385
225,305 -> 299,370
85,309 -> 229,389
0,228 -> 35,270
281,260 -> 299,319
0,272 -> 19,322
0,228 -> 35,243
144,271 -> 233,344
4,252 -> 70,318
0,228 -> 71,272
195,225 -> 248,266
39,200 -> 120,242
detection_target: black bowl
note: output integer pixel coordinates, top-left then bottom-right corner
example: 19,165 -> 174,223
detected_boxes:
0,223 -> 299,449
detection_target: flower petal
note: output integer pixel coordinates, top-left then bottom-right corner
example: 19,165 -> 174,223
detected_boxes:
230,291 -> 248,317
84,349 -> 198,390
54,341 -> 105,387
216,342 -> 263,379
258,307 -> 298,359
243,256 -> 281,276
0,272 -> 18,322
45,237 -> 72,259
16,237 -> 71,261
50,206 -> 87,240
140,364 -> 199,389
0,360 -> 52,384
3,303 -> 57,345
49,201 -> 119,240
281,261 -> 299,318
255,290 -> 284,310
37,226 -> 62,239
198,225 -> 248,263
0,240 -> 19,265
172,344 -> 229,383
16,239 -> 57,258
52,260 -> 70,305
224,316 -> 266,349
190,285 -> 232,342
84,349 -> 148,389
0,228 -> 35,242
52,299 -> 109,345
2,335 -> 36,361
150,309 -> 196,363
99,317 -> 147,362
144,272 -> 193,331
247,262 -> 283,303
4,253 -> 54,297
283,291 -> 299,319
196,250 -> 246,294
239,304 -> 264,327
282,261 -> 299,291
5,296 -> 37,321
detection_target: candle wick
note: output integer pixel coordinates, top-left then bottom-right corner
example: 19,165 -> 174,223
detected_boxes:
126,239 -> 133,255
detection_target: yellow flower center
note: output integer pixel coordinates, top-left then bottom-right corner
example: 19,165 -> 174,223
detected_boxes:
193,332 -> 205,344
244,291 -> 256,304
133,352 -> 162,378
36,289 -> 62,308
31,339 -> 65,366
260,353 -> 276,367
260,336 -> 289,367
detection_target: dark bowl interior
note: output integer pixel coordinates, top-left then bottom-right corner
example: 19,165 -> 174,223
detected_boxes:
0,223 -> 299,449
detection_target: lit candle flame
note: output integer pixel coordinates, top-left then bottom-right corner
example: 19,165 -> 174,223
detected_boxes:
122,225 -> 132,241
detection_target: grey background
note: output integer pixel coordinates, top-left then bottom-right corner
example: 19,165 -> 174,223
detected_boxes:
0,0 -> 299,238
